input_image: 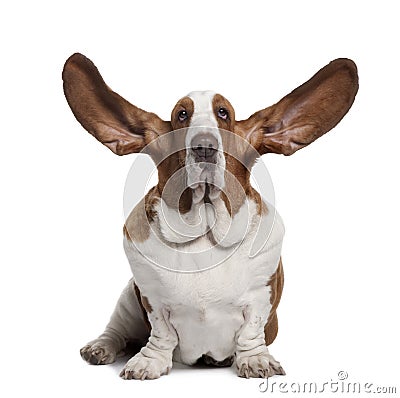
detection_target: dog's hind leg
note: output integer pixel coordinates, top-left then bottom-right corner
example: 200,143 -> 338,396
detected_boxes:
80,279 -> 150,365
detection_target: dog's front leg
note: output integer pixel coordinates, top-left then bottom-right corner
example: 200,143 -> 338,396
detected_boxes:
235,294 -> 285,378
120,307 -> 178,380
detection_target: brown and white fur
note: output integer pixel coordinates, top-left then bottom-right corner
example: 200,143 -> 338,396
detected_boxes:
62,54 -> 358,380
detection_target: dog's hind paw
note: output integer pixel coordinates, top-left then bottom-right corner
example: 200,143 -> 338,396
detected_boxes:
80,339 -> 121,365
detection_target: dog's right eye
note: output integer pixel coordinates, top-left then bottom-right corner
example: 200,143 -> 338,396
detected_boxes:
178,110 -> 188,122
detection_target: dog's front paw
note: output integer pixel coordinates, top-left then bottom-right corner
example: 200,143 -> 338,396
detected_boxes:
236,352 -> 285,378
120,353 -> 171,380
80,339 -> 120,365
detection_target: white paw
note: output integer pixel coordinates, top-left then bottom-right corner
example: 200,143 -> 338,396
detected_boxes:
236,352 -> 285,378
120,353 -> 171,380
80,339 -> 120,365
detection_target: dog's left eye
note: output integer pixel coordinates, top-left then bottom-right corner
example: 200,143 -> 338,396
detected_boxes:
217,107 -> 228,120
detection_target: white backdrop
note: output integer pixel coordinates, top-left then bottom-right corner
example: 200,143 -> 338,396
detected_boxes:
1,1 -> 399,397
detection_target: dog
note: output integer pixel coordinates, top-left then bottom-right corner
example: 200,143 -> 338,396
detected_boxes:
62,53 -> 358,380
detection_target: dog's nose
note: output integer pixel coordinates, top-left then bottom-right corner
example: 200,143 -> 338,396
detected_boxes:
191,133 -> 218,162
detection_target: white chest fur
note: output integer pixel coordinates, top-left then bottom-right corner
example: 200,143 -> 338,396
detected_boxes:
123,197 -> 285,365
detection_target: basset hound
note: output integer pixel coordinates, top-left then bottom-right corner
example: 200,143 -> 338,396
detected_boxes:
62,53 -> 358,380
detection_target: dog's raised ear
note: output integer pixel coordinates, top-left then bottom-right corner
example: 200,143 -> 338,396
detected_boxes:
62,53 -> 171,155
237,59 -> 358,156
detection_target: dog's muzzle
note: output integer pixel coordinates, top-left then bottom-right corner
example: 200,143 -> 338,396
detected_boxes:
190,133 -> 218,163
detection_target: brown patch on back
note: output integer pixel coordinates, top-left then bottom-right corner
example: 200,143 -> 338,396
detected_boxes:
265,258 -> 284,346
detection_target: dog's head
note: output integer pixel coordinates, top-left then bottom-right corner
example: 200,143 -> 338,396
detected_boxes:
63,54 -> 358,213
